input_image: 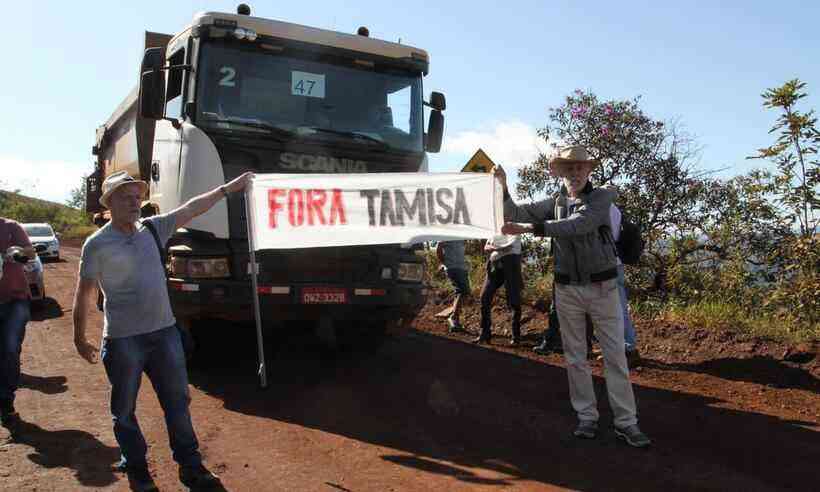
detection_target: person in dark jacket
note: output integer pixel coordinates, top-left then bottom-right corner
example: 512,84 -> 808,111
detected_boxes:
498,146 -> 651,448
0,218 -> 36,428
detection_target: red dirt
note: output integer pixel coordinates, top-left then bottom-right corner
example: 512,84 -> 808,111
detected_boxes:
1,246 -> 818,491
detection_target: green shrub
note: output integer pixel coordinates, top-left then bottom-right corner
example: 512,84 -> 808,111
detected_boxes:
664,300 -> 819,343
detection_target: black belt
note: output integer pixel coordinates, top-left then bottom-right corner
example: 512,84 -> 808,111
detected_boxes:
554,267 -> 617,285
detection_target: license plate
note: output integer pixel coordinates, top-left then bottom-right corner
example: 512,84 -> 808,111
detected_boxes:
302,287 -> 347,304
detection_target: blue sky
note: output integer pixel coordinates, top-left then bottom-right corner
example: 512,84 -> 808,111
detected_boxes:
2,1 -> 818,203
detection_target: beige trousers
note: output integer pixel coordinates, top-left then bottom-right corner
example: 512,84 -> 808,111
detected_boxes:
555,279 -> 638,428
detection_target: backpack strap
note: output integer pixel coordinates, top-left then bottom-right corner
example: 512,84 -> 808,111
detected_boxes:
141,220 -> 168,277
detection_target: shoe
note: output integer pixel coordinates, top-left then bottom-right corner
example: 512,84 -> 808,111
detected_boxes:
447,317 -> 463,334
614,424 -> 652,448
533,338 -> 561,354
126,467 -> 158,492
573,420 -> 598,439
113,457 -> 128,472
472,335 -> 490,344
532,337 -> 564,355
509,337 -> 520,346
180,463 -> 221,489
0,400 -> 19,428
533,342 -> 552,354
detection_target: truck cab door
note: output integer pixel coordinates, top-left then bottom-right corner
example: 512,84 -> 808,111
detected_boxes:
149,46 -> 187,213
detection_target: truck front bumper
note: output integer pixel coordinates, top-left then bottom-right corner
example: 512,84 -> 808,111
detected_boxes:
167,278 -> 427,323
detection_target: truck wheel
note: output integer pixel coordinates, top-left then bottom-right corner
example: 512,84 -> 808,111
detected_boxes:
336,320 -> 388,352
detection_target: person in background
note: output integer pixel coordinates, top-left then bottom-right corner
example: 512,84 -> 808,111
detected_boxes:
72,170 -> 252,491
533,288 -> 563,354
0,217 -> 36,428
473,234 -> 524,346
498,145 -> 651,448
436,240 -> 470,333
533,286 -> 595,356
610,204 -> 640,364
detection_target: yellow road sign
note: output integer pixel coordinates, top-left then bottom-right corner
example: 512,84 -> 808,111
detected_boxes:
461,148 -> 497,173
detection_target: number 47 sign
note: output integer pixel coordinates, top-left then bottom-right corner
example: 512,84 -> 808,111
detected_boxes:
292,71 -> 326,98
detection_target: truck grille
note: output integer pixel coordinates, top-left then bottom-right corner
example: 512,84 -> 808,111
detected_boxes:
259,253 -> 378,283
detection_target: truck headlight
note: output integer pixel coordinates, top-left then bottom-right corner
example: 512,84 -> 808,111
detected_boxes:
170,257 -> 231,279
397,262 -> 424,282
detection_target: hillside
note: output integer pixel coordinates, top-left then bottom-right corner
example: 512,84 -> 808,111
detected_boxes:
0,189 -> 94,239
0,190 -> 77,213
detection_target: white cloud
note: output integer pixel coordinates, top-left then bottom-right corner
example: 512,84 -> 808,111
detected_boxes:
438,120 -> 549,170
0,156 -> 88,204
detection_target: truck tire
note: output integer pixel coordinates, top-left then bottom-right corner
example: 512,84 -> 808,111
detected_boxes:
335,320 -> 388,352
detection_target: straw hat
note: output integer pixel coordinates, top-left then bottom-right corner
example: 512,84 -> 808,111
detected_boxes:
549,146 -> 601,174
99,171 -> 149,209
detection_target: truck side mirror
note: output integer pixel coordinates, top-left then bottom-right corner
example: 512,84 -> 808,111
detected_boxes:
428,91 -> 446,111
426,110 -> 444,153
85,168 -> 103,214
139,47 -> 166,120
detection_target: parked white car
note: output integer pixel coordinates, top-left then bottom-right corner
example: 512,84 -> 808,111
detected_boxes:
22,223 -> 60,261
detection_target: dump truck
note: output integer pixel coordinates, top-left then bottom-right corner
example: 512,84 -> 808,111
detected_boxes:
87,4 -> 446,342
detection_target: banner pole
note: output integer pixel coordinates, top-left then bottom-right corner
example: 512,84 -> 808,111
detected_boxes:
244,181 -> 268,389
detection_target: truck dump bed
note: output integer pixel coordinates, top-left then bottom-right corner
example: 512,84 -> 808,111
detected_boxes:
87,31 -> 171,213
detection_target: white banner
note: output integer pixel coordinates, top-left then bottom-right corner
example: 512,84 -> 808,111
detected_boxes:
246,172 -> 503,250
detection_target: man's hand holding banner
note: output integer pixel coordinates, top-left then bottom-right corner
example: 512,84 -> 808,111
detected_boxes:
246,172 -> 503,250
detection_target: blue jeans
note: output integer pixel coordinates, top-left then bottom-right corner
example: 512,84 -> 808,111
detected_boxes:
101,325 -> 201,470
616,265 -> 637,350
445,267 -> 470,295
0,299 -> 30,403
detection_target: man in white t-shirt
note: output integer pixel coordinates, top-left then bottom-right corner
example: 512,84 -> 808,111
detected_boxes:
73,170 -> 251,491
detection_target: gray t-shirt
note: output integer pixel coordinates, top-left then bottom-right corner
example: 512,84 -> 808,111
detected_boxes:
80,214 -> 177,339
440,240 -> 467,271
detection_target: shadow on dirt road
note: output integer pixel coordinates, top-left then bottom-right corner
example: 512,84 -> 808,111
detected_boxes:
642,356 -> 820,392
185,325 -> 820,491
30,297 -> 64,322
19,373 -> 68,395
6,419 -> 120,488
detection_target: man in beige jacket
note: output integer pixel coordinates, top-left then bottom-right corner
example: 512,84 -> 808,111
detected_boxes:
499,146 -> 650,448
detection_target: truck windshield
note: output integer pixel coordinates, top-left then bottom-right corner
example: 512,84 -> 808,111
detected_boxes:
197,43 -> 424,153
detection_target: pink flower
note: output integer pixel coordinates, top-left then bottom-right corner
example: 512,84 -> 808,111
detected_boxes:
601,127 -> 610,136
604,104 -> 614,115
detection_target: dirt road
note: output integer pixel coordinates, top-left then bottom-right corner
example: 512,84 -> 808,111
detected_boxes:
1,246 -> 818,491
